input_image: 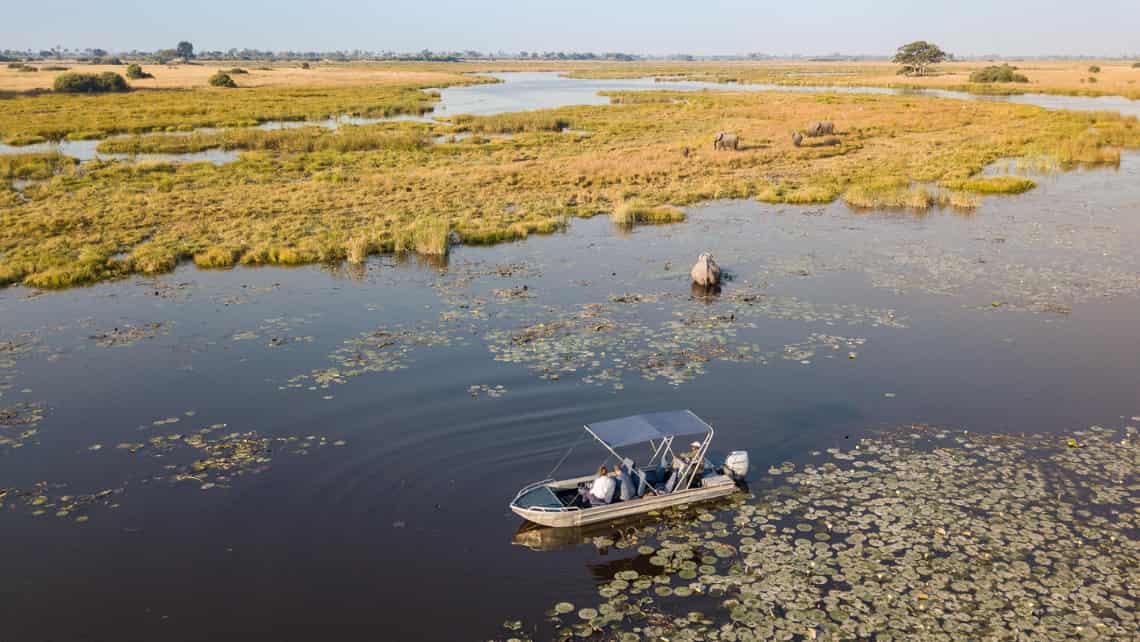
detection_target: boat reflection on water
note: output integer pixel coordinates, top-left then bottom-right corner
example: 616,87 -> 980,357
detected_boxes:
510,488 -> 748,553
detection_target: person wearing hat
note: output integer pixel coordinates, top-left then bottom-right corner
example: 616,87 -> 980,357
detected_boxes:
666,440 -> 704,492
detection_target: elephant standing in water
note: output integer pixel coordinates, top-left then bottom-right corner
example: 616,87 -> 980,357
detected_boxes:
690,252 -> 722,287
713,132 -> 739,150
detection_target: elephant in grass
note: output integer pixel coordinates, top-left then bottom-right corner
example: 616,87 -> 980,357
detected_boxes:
713,132 -> 739,150
792,131 -> 804,147
805,121 -> 835,137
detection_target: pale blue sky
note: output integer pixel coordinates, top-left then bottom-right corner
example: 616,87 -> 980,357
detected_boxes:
4,1 -> 1138,56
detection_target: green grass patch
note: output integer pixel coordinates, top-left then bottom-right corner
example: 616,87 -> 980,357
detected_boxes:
945,175 -> 1036,194
0,151 -> 77,180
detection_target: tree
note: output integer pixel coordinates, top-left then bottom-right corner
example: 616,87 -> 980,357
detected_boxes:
176,41 -> 194,60
893,41 -> 948,77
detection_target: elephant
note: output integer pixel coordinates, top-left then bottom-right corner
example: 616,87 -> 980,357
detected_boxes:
690,252 -> 722,287
792,131 -> 804,147
805,121 -> 834,137
713,132 -> 739,151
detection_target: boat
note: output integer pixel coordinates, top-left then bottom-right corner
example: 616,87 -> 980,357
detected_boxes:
509,410 -> 749,528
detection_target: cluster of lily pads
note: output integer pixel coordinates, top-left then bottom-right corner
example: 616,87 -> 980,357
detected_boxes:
484,294 -> 899,389
468,384 -> 509,399
499,423 -> 1137,641
231,314 -> 319,348
89,321 -> 168,347
0,401 -> 44,450
2,416 -> 347,523
282,323 -> 463,391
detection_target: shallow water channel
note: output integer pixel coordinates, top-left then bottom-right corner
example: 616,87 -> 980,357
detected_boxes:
2,118 -> 1138,641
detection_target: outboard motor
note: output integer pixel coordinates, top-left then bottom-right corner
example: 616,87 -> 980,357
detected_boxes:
724,451 -> 750,481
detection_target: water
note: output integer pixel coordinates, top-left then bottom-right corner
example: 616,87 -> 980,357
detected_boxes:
427,71 -> 1140,118
0,137 -> 240,164
2,129 -> 1139,641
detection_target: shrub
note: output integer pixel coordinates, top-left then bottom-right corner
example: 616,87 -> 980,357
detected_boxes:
208,72 -> 238,88
125,64 -> 153,79
1088,76 -> 1098,83
223,67 -> 249,74
970,65 -> 1028,83
52,72 -> 130,93
16,65 -> 37,73
1088,65 -> 1101,73
1133,62 -> 1140,68
93,57 -> 122,65
300,62 -> 311,69
6,62 -> 28,69
40,65 -> 69,71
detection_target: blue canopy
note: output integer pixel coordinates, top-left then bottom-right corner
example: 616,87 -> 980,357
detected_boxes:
585,410 -> 712,448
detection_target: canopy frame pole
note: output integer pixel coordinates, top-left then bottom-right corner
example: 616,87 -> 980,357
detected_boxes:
677,417 -> 716,491
583,425 -> 627,466
546,430 -> 587,479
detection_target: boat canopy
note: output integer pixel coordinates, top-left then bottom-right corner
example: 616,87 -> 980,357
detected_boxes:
585,410 -> 712,448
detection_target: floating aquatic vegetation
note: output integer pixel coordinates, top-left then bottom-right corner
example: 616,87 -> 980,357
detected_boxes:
284,323 -> 464,391
0,482 -> 123,522
493,285 -> 533,301
468,384 -> 508,399
230,315 -> 318,348
781,333 -> 866,365
503,423 -> 1138,641
485,294 -> 895,389
0,401 -> 44,449
89,322 -> 167,347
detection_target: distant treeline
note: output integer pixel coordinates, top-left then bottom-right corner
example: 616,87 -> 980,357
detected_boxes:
0,48 -> 645,63
3,48 -> 1139,64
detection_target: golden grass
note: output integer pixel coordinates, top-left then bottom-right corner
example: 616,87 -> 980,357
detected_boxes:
945,176 -> 1037,194
562,59 -> 1140,100
0,151 -> 77,180
611,199 -> 686,225
0,81 -> 469,141
3,84 -> 1139,288
842,177 -> 934,209
97,122 -> 433,154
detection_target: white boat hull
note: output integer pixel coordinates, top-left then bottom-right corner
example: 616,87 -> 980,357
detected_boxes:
510,475 -> 738,528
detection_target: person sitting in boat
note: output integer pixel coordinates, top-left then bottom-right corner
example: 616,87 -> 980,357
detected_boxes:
618,457 -> 646,500
579,465 -> 617,506
665,441 -> 704,493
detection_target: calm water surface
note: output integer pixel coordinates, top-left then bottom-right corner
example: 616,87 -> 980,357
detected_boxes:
2,130 -> 1139,639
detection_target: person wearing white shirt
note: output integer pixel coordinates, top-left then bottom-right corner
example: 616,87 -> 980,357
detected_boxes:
587,465 -> 617,505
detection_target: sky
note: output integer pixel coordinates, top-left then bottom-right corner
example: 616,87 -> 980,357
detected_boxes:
3,0 -> 1139,57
